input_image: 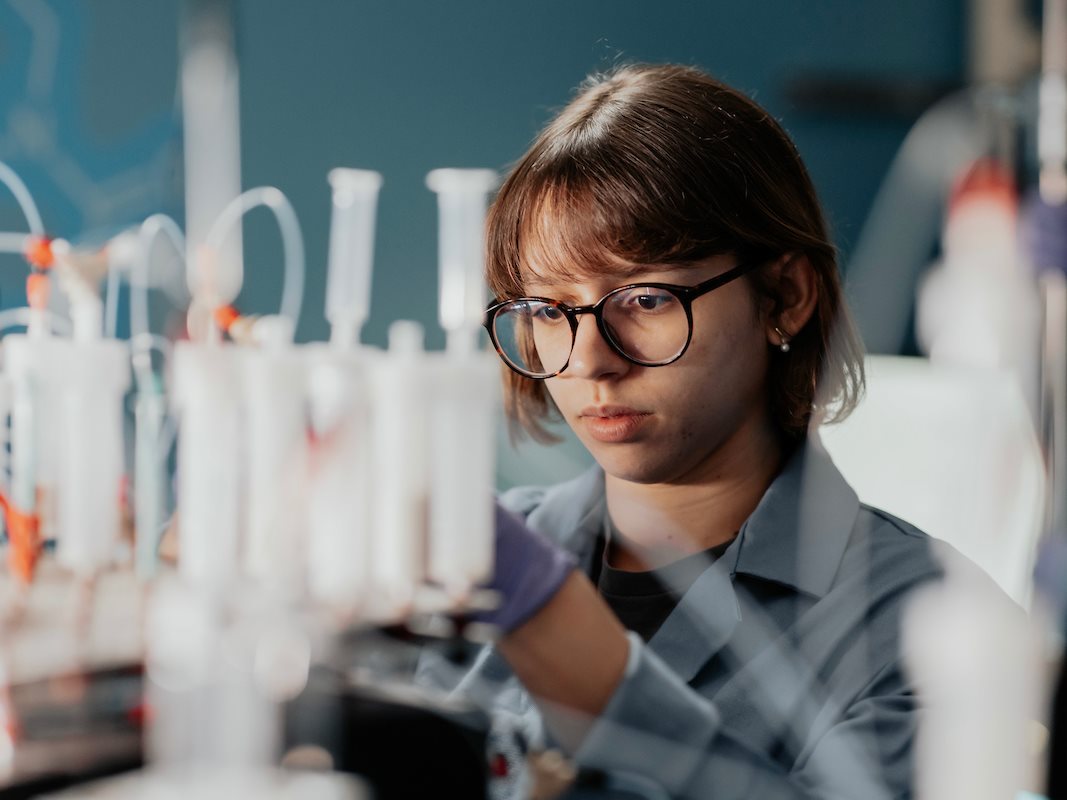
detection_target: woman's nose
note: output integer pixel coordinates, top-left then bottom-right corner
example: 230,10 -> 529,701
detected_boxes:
560,314 -> 630,380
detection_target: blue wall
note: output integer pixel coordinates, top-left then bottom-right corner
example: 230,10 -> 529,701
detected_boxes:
0,0 -> 966,348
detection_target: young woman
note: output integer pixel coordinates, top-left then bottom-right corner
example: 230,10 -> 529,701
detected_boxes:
425,63 -> 945,799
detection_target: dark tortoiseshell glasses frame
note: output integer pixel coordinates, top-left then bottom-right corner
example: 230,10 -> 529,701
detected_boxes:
483,260 -> 761,379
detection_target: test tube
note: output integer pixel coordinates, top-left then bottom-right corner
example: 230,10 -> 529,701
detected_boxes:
326,169 -> 383,349
52,339 -> 130,575
306,346 -> 373,611
242,317 -> 308,592
425,168 -> 499,599
370,321 -> 428,616
173,342 -> 244,586
427,353 -> 498,595
425,168 -> 497,353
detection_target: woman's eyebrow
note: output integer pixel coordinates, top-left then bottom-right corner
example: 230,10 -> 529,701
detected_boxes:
521,262 -> 699,298
524,282 -> 575,299
524,262 -> 661,287
520,269 -> 579,295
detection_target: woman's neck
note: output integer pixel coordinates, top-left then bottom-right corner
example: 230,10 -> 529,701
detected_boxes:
604,420 -> 786,572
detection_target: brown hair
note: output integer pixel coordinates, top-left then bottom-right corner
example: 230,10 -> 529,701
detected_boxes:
486,63 -> 865,442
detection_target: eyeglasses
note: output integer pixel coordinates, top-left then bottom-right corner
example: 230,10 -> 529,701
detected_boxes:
484,260 -> 760,379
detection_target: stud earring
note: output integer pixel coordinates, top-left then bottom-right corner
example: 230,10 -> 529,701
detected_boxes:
774,326 -> 791,353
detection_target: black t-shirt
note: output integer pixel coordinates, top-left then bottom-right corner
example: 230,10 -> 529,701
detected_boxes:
594,532 -> 735,642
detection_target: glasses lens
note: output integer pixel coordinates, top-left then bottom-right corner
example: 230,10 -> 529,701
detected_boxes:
492,300 -> 573,377
603,286 -> 689,364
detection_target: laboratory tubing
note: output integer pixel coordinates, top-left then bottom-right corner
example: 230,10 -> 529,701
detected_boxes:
326,169 -> 382,348
0,232 -> 27,254
0,160 -> 45,238
306,346 -> 374,612
425,168 -> 498,352
242,318 -> 309,593
427,349 -> 499,596
173,342 -> 245,587
370,321 -> 429,617
134,371 -> 168,581
130,216 -> 186,579
201,187 -> 305,337
81,228 -> 152,340
132,214 -> 187,342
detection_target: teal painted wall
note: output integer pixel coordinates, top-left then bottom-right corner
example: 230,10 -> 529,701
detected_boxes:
0,0 -> 966,346
236,0 -> 967,348
0,0 -> 971,486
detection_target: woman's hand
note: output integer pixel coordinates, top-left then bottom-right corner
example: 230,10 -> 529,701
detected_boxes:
489,503 -> 630,735
483,503 -> 578,633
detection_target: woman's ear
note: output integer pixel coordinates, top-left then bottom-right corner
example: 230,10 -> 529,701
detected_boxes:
765,253 -> 818,346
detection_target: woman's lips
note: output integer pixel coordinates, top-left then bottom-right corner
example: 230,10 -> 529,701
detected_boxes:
578,406 -> 652,443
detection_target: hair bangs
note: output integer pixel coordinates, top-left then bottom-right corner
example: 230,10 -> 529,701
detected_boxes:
513,159 -> 733,296
516,178 -> 638,290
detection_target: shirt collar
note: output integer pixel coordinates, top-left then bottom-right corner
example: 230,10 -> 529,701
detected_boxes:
524,466 -> 606,574
728,435 -> 860,599
527,435 -> 858,601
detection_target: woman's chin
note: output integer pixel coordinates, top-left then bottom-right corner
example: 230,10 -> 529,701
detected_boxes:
590,447 -> 680,486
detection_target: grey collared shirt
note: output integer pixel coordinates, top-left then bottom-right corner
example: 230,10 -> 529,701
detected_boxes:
420,440 -> 974,799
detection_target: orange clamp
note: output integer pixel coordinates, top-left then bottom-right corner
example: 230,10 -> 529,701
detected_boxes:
0,491 -> 41,586
213,304 -> 241,333
23,236 -> 54,270
25,272 -> 50,311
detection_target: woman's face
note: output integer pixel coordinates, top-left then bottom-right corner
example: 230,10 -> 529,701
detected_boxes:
526,255 -> 776,486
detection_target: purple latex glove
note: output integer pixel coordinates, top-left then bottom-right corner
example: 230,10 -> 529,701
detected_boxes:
480,502 -> 577,634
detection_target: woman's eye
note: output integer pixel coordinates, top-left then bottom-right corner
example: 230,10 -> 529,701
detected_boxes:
630,292 -> 671,311
534,305 -> 565,322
